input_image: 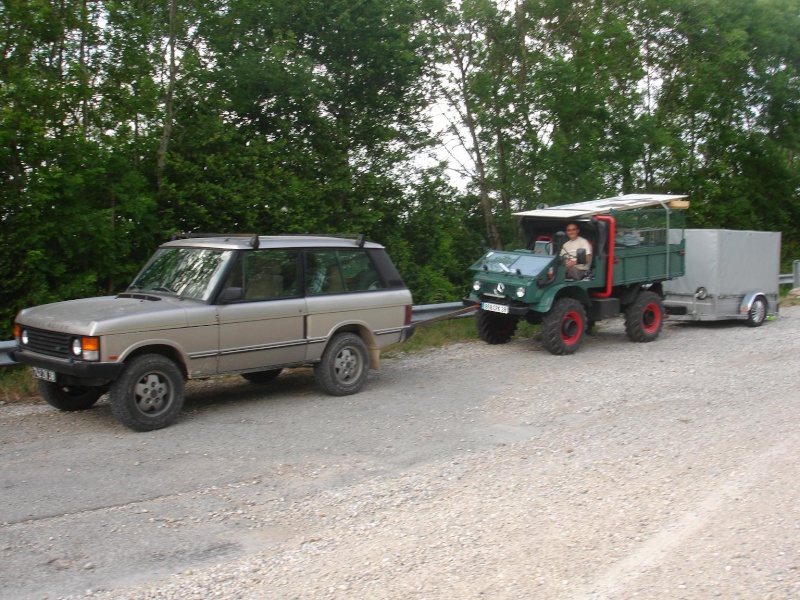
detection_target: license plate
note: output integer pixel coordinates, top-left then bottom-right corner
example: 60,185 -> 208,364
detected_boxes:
482,302 -> 509,314
31,367 -> 57,382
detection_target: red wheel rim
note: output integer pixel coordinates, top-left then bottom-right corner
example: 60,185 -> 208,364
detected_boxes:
560,310 -> 583,345
642,302 -> 662,334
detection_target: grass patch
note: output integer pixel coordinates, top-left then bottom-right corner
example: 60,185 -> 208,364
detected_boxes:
1,317 -> 541,402
0,366 -> 38,403
383,317 -> 479,357
382,315 -> 539,357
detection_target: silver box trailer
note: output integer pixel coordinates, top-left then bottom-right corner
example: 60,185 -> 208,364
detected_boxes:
663,229 -> 781,326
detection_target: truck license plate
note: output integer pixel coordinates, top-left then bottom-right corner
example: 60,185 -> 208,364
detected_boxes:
482,302 -> 509,314
31,367 -> 57,382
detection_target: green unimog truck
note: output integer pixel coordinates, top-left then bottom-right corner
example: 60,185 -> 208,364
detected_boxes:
464,194 -> 690,355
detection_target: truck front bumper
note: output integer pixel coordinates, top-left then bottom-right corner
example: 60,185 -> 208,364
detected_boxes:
11,348 -> 125,386
463,297 -> 530,317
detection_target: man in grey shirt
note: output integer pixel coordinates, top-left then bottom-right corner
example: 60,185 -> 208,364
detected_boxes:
560,222 -> 592,280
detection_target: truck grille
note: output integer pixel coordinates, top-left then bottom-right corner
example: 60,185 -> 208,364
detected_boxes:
23,328 -> 73,359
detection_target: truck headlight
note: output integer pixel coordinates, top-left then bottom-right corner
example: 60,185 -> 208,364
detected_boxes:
472,280 -> 482,292
72,336 -> 100,361
516,287 -> 526,298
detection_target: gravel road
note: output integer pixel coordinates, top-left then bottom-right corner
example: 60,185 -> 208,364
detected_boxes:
2,306 -> 799,600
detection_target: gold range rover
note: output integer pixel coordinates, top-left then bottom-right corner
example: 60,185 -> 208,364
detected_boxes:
13,234 -> 414,431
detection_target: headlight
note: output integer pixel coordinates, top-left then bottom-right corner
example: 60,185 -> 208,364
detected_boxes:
472,280 -> 482,292
20,329 -> 29,345
71,336 -> 100,361
516,287 -> 526,298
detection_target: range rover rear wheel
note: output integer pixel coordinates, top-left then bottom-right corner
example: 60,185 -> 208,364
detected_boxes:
110,354 -> 185,431
38,380 -> 106,411
314,333 -> 369,396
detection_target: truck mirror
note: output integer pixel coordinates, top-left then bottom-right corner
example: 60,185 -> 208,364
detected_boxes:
554,231 -> 567,256
576,248 -> 587,265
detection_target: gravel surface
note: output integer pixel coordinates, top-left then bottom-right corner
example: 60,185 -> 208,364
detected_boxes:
6,307 -> 800,599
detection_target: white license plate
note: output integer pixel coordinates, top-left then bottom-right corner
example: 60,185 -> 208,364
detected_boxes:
31,367 -> 57,382
482,302 -> 509,314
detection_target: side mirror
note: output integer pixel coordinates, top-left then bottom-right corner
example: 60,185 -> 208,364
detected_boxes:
219,287 -> 244,304
554,231 -> 567,257
576,248 -> 587,265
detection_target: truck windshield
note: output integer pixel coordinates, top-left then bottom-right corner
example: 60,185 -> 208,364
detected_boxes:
127,248 -> 233,301
470,251 -> 551,277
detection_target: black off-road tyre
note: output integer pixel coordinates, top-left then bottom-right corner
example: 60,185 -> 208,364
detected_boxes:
476,309 -> 519,345
746,296 -> 767,327
109,354 -> 185,431
540,298 -> 587,355
624,291 -> 665,342
241,369 -> 283,383
314,333 -> 369,396
37,380 -> 106,411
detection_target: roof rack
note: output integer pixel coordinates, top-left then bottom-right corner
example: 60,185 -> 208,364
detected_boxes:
280,233 -> 366,247
171,233 -> 260,248
171,232 -> 367,249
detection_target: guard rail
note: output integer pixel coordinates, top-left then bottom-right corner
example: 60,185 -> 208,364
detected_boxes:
2,264 -> 798,369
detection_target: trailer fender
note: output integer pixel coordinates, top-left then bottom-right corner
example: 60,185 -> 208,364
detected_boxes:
740,292 -> 768,314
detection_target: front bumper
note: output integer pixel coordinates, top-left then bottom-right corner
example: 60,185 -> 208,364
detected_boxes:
12,348 -> 125,385
463,297 -> 529,317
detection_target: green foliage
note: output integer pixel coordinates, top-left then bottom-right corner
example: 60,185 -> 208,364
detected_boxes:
1,0 -> 798,334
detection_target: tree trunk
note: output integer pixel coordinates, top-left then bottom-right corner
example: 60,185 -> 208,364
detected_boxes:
156,0 -> 178,190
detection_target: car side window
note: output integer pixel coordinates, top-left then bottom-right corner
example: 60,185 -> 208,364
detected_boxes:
224,249 -> 299,301
305,250 -> 385,295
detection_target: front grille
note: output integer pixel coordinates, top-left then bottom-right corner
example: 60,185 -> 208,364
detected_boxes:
23,328 -> 72,359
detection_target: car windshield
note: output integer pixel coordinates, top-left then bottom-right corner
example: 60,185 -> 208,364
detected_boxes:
127,248 -> 233,301
470,251 -> 551,277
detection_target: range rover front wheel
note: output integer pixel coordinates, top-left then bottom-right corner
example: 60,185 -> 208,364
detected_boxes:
314,333 -> 369,396
110,354 -> 185,431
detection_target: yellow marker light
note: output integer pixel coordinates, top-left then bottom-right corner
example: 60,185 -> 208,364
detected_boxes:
81,336 -> 100,361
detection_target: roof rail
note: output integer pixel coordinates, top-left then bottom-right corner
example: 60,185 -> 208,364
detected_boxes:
281,233 -> 366,247
171,233 -> 260,248
171,232 -> 368,248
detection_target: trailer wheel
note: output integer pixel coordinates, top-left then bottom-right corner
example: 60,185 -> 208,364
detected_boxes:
625,291 -> 664,342
476,310 -> 518,344
746,295 -> 767,327
541,298 -> 586,355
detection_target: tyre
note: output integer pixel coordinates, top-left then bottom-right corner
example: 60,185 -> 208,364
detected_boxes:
314,333 -> 369,396
241,368 -> 283,383
540,298 -> 586,355
625,291 -> 664,342
476,309 -> 519,344
746,296 -> 767,327
109,354 -> 185,431
37,380 -> 105,411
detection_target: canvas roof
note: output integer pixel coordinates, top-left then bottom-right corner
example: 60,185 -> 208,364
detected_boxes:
513,194 -> 689,219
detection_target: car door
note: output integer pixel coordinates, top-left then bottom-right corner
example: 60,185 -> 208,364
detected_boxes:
216,249 -> 307,373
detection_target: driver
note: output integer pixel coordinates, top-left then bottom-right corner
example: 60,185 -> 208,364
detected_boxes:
561,222 -> 592,280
